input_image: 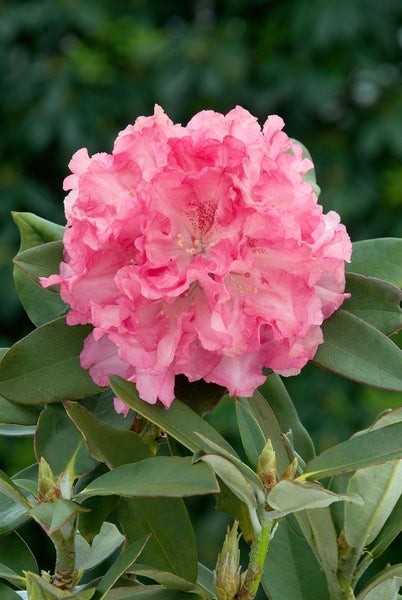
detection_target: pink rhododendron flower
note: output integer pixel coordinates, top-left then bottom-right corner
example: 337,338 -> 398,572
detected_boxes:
41,105 -> 351,412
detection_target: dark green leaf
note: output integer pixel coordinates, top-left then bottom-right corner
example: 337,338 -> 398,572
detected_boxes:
0,530 -> 38,577
105,587 -> 194,600
93,537 -> 149,600
0,468 -> 32,509
215,481 -> 254,544
174,374 -> 226,416
109,376 -> 236,456
78,457 -> 219,499
302,422 -> 402,480
12,212 -> 65,252
75,522 -> 125,572
65,401 -> 151,469
14,241 -> 64,282
79,496 -> 119,544
0,317 -> 103,405
123,564 -> 210,598
0,581 -> 23,600
347,238 -> 402,288
344,273 -> 402,335
369,495 -> 402,558
357,564 -> 402,600
262,518 -> 329,600
258,373 -> 316,462
235,399 -> 266,469
35,403 -> 97,476
313,310 -> 402,391
0,466 -> 38,534
0,395 -> 41,426
119,497 -> 198,582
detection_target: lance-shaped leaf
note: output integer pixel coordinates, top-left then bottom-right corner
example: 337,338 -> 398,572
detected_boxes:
0,468 -> 32,510
0,564 -> 25,586
357,564 -> 402,600
313,310 -> 402,391
346,238 -> 402,288
29,498 -> 89,535
0,465 -> 38,534
78,457 -> 219,499
65,401 -> 151,469
196,454 -> 258,519
239,391 -> 291,474
369,495 -> 402,558
262,519 -> 328,600
0,530 -> 38,581
105,587 -> 193,599
13,241 -> 67,327
110,376 -> 236,456
343,273 -> 402,335
12,212 -> 65,251
92,537 -> 149,600
344,460 -> 402,550
0,581 -> 23,599
266,480 -> 361,520
258,374 -> 315,462
75,522 -> 125,572
0,317 -> 103,404
35,403 -> 97,477
235,399 -> 267,470
25,572 -> 96,600
301,422 -> 402,481
124,564 -> 211,598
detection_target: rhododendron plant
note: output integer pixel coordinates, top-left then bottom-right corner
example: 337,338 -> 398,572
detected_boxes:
1,106 -> 402,600
41,106 -> 351,410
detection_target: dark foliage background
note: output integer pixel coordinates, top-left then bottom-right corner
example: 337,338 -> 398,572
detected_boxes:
0,0 -> 401,579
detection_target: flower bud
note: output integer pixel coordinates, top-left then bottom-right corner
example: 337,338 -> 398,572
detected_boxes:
280,457 -> 298,481
257,439 -> 277,492
38,457 -> 60,502
214,521 -> 242,600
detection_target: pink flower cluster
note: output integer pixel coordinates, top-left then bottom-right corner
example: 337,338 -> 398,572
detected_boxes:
42,106 -> 351,411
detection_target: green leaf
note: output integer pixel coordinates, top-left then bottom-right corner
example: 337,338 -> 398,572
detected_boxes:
197,453 -> 258,517
65,401 -> 152,469
25,571 -> 96,599
174,374 -> 226,416
0,581 -> 23,600
0,317 -> 103,404
122,564 -> 210,598
344,460 -> 402,549
0,424 -> 36,436
78,457 -> 219,499
346,238 -> 402,288
109,376 -> 237,456
0,396 -> 41,426
258,373 -> 316,462
239,391 -> 291,474
78,496 -> 119,544
35,403 -> 97,477
215,481 -> 254,544
103,586 -> 194,599
75,522 -> 125,572
0,530 -> 38,578
0,466 -> 38,534
0,468 -> 32,509
93,537 -> 149,600
118,497 -> 198,583
357,564 -> 402,600
235,399 -> 267,469
13,241 -> 67,327
262,518 -> 328,600
369,495 -> 402,558
12,212 -> 65,252
29,499 -> 89,535
313,310 -> 402,391
266,480 -> 360,519
302,422 -> 402,481
0,563 -> 24,586
196,563 -> 215,596
343,273 -> 402,335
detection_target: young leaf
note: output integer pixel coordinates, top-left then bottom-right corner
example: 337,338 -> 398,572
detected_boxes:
266,480 -> 360,520
75,522 -> 125,572
343,273 -> 402,335
344,460 -> 402,549
301,422 -> 402,480
118,497 -> 198,583
35,403 -> 97,477
29,499 -> 88,535
109,376 -> 237,456
346,238 -> 402,288
262,518 -> 328,600
0,317 -> 103,404
314,309 -> 402,391
78,457 -> 219,499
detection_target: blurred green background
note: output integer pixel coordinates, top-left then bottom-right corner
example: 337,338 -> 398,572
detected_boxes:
0,0 -> 402,579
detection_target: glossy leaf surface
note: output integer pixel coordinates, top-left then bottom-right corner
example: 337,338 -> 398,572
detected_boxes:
347,238 -> 402,288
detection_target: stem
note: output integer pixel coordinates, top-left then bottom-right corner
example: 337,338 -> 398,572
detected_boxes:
236,513 -> 272,600
50,520 -> 78,591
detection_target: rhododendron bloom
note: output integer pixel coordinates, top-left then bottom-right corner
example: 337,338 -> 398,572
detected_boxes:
41,105 -> 351,412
